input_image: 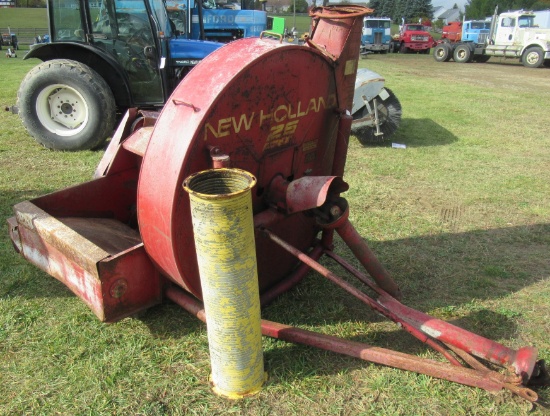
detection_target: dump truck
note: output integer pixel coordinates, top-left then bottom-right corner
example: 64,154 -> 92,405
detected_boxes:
390,23 -> 435,54
433,8 -> 550,68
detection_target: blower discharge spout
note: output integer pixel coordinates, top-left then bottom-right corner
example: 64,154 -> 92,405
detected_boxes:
309,6 -> 374,112
183,169 -> 265,399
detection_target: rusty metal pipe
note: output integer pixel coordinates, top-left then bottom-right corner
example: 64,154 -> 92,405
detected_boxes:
335,216 -> 402,299
377,295 -> 539,383
165,286 -> 538,400
325,248 -> 542,384
259,244 -> 324,307
261,229 -> 463,366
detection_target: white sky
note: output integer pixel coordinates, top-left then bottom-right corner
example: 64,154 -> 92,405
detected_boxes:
433,0 -> 468,11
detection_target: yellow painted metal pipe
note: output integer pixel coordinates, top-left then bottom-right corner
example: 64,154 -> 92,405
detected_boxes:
183,168 -> 266,399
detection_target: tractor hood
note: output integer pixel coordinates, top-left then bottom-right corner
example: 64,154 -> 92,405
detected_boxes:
169,38 -> 222,66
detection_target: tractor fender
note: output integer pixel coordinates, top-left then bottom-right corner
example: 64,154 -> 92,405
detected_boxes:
351,68 -> 385,115
24,43 -> 133,108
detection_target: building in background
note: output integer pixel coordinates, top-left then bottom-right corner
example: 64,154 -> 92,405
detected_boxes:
0,0 -> 16,7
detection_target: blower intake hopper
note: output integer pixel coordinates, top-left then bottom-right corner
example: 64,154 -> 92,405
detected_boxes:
8,6 -> 549,403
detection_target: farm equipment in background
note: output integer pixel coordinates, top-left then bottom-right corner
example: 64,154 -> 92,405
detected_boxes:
266,15 -> 286,36
390,22 -> 435,54
433,8 -> 550,68
5,47 -> 17,58
6,0 -> 401,149
0,32 -> 18,50
350,68 -> 402,145
360,16 -> 392,54
7,0 -> 265,151
7,5 -> 549,403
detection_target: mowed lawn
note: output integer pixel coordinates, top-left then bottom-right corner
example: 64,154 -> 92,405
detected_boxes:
0,47 -> 549,415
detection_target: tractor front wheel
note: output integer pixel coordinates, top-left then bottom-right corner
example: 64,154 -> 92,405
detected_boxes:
18,59 -> 116,151
350,88 -> 402,146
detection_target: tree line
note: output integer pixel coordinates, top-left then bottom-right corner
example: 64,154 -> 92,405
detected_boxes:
365,0 -> 550,22
464,0 -> 550,19
365,0 -> 434,22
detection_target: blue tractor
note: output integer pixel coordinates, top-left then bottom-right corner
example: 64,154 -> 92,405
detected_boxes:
13,0 -> 266,150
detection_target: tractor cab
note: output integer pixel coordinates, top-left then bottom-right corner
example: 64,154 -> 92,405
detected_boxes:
42,0 -> 219,105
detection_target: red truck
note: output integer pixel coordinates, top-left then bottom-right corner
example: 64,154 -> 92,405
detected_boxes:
390,23 -> 435,54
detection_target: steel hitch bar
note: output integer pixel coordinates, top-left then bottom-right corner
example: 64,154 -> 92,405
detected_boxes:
256,226 -> 549,403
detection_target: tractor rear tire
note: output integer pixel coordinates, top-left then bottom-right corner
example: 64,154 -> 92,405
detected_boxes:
453,45 -> 473,63
351,88 -> 402,146
18,59 -> 116,151
522,47 -> 544,68
433,44 -> 452,62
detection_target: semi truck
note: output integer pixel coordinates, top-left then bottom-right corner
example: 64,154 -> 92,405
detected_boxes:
440,20 -> 491,44
360,16 -> 392,53
433,8 -> 550,68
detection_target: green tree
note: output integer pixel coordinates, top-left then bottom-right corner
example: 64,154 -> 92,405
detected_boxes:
380,0 -> 396,20
293,0 -> 308,13
367,0 -> 382,15
465,0 -> 549,18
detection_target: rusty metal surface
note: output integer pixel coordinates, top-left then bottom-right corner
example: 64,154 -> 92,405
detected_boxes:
121,126 -> 154,157
137,38 -> 340,297
7,4 -> 547,402
11,164 -> 162,322
377,295 -> 539,381
165,285 -> 539,402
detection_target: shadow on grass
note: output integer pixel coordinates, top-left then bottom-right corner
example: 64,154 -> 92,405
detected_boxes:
2,192 -> 548,400
358,118 -> 458,148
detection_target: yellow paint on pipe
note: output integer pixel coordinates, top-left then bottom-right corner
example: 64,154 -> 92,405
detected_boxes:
183,168 -> 266,399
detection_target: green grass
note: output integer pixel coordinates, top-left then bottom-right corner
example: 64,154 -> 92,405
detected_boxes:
0,7 -> 48,29
1,51 -> 550,414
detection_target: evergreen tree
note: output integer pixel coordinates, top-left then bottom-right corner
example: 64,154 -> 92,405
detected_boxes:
368,0 -> 382,15
465,0 -> 548,19
380,0 -> 396,20
416,0 -> 433,19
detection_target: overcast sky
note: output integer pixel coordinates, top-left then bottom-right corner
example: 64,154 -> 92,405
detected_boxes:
433,0 -> 468,11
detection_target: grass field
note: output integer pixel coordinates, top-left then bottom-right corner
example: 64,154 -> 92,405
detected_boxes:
0,7 -> 47,29
1,40 -> 550,416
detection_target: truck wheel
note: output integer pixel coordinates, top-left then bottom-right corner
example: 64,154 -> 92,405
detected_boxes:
453,45 -> 472,63
433,44 -> 451,62
399,43 -> 408,54
351,88 -> 402,146
17,59 -> 116,151
522,47 -> 544,68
